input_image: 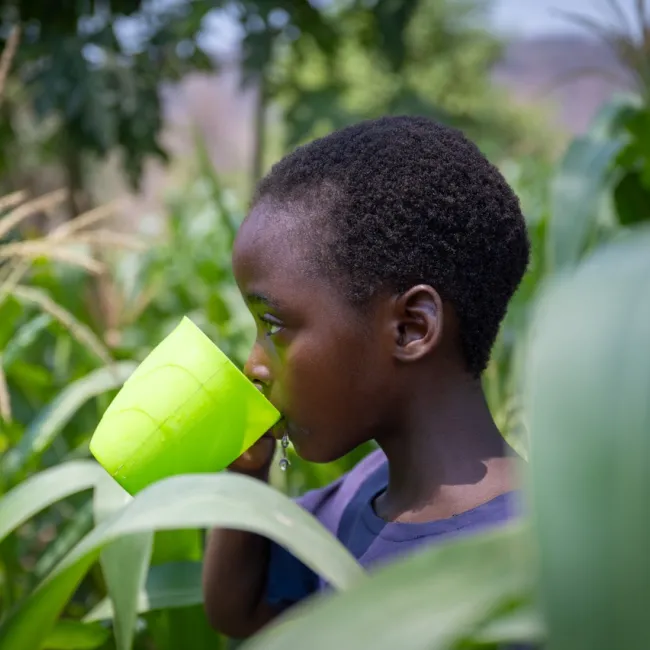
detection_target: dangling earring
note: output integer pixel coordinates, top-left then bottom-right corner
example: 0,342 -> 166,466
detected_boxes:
279,433 -> 291,471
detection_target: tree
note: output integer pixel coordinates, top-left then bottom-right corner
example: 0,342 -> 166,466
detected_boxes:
267,0 -> 557,166
0,0 -> 219,213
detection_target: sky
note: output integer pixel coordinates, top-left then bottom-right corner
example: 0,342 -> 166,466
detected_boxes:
490,0 -> 645,36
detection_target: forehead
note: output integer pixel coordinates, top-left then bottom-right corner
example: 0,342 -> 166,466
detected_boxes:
232,202 -> 311,287
232,201 -> 378,335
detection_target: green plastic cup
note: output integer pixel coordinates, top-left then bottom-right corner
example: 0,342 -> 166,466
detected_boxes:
89,316 -> 281,495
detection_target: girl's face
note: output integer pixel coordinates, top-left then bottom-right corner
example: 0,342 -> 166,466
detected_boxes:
231,203 -> 399,463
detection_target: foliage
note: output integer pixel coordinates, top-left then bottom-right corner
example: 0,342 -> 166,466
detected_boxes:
555,0 -> 650,231
483,90 -> 650,458
0,468 -> 364,650
0,0 -> 424,200
0,1 -> 215,194
268,0 -> 557,165
0,189 -> 141,428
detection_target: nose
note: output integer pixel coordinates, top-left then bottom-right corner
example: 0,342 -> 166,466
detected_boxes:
243,342 -> 272,392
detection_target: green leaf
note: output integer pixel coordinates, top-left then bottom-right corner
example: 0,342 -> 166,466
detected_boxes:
0,300 -> 23,347
547,123 -> 623,271
0,461 -> 106,544
525,229 -> 650,649
34,503 -> 95,580
0,473 -> 364,650
43,620 -> 109,650
93,476 -> 153,650
150,529 -> 203,565
373,0 -> 419,70
471,600 -> 545,645
0,362 -> 137,478
144,604 -> 223,650
85,562 -> 204,622
2,314 -> 53,368
242,523 -> 533,650
613,170 -> 650,225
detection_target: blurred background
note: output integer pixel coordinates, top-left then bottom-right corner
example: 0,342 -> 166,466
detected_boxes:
1,1 -> 649,648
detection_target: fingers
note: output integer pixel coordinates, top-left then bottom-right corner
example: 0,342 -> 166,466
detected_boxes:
228,434 -> 276,476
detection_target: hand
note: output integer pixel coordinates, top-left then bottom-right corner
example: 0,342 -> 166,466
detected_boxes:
228,433 -> 276,479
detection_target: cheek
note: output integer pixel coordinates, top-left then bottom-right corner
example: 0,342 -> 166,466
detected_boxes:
280,328 -> 384,430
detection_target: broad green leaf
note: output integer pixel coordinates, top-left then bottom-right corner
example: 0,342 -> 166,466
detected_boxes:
43,620 -> 109,649
613,169 -> 650,225
0,362 -> 136,478
0,461 -> 106,544
525,229 -> 650,650
85,561 -> 203,622
0,472 -> 364,650
93,476 -> 153,650
144,604 -> 223,650
242,523 -> 533,650
471,600 -> 545,645
150,529 -> 203,564
547,102 -> 625,271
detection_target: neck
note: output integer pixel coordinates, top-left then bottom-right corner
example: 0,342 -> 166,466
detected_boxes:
374,368 -> 517,522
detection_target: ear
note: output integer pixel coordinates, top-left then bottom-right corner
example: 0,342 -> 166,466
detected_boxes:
391,285 -> 444,363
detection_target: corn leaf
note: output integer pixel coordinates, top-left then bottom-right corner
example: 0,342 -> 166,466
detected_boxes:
93,476 -> 153,650
85,561 -> 204,622
0,461 -> 106,545
0,362 -> 136,478
242,522 -> 533,650
43,620 -> 109,650
0,472 -> 364,650
547,101 -> 626,271
525,229 -> 650,649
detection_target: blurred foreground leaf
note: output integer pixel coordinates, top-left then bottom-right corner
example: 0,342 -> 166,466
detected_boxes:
93,476 -> 152,650
242,523 -> 533,650
526,228 -> 650,649
0,473 -> 364,650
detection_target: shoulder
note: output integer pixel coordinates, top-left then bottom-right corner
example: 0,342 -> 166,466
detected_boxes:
295,448 -> 387,534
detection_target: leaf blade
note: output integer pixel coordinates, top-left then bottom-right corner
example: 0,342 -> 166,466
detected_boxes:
525,229 -> 650,649
241,522 -> 533,650
0,473 -> 364,650
0,461 -> 106,545
84,561 -> 204,622
93,476 -> 153,650
0,362 -> 136,478
43,620 -> 110,650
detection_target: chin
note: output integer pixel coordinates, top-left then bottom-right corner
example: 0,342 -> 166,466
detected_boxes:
291,437 -> 350,465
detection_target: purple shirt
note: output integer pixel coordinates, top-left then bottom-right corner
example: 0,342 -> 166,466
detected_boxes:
266,449 -> 520,608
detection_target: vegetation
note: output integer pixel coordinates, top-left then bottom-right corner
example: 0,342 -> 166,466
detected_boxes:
1,1 -> 650,649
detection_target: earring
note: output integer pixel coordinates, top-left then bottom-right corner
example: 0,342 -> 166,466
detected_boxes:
279,433 -> 290,471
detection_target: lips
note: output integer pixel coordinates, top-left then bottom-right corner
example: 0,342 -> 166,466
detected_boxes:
252,382 -> 286,436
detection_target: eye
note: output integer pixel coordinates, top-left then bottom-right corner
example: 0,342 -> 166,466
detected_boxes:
260,314 -> 284,337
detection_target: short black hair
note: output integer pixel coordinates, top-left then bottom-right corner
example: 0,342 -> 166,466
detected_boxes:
253,115 -> 530,376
